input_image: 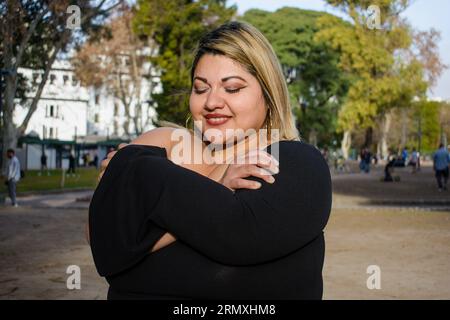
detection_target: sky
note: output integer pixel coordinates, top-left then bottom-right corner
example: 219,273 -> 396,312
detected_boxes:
231,0 -> 450,101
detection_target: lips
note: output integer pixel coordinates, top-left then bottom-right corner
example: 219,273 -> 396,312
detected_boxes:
204,113 -> 232,126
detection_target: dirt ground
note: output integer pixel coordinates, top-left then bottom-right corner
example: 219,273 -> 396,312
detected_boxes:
0,207 -> 108,299
323,208 -> 450,299
0,164 -> 449,299
0,205 -> 449,300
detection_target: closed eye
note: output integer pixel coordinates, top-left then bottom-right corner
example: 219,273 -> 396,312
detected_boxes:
225,87 -> 246,94
194,88 -> 208,94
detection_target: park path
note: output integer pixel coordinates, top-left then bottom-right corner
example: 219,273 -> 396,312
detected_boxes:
1,163 -> 450,299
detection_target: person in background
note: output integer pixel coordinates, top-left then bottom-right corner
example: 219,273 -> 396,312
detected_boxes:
359,148 -> 367,172
67,152 -> 76,176
40,151 -> 49,176
93,154 -> 99,169
401,147 -> 408,166
5,149 -> 21,207
384,154 -> 396,182
433,143 -> 450,191
82,153 -> 88,167
362,147 -> 372,173
409,147 -> 418,174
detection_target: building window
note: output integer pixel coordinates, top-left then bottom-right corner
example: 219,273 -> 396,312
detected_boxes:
72,76 -> 78,86
49,127 -> 54,139
94,114 -> 99,123
49,105 -> 54,117
95,93 -> 100,105
50,74 -> 56,85
32,73 -> 39,85
63,75 -> 69,84
114,103 -> 119,116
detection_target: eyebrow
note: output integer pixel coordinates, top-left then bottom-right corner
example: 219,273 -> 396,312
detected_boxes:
193,75 -> 248,84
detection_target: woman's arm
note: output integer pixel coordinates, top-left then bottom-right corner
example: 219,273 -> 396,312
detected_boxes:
90,140 -> 331,273
89,127 -> 179,255
143,141 -> 332,265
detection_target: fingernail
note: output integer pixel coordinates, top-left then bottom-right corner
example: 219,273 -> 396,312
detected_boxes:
254,182 -> 262,188
268,176 -> 275,183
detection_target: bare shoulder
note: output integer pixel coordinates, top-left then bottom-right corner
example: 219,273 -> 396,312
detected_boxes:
130,127 -> 191,153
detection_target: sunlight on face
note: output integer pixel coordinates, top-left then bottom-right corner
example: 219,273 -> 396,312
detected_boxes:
189,54 -> 267,145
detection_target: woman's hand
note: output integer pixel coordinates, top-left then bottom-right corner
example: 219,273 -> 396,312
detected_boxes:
220,149 -> 279,191
98,143 -> 128,182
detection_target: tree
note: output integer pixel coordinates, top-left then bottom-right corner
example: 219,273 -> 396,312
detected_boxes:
73,5 -> 157,138
413,100 -> 440,153
316,0 -> 443,159
0,0 -> 122,171
133,0 -> 236,125
242,7 -> 349,147
439,101 -> 450,148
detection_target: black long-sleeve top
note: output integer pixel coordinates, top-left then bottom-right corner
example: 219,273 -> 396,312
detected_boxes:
89,140 -> 332,300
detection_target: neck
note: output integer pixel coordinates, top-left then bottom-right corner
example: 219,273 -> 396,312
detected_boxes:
198,130 -> 271,165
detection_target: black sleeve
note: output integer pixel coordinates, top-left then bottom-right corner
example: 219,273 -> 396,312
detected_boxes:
89,140 -> 332,273
145,141 -> 332,266
89,145 -> 169,277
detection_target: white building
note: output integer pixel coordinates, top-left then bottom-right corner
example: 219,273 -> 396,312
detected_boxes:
15,59 -> 89,141
13,58 -> 161,169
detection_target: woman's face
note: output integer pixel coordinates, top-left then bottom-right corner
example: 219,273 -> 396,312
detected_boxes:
189,54 -> 267,145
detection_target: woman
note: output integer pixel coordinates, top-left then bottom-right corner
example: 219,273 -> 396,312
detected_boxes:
89,21 -> 332,300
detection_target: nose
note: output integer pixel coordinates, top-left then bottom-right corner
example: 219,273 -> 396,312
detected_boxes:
204,88 -> 225,111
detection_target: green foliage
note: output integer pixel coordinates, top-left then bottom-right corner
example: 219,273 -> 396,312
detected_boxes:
316,0 -> 427,137
0,168 -> 99,193
242,7 -> 349,146
133,0 -> 236,125
413,100 -> 441,153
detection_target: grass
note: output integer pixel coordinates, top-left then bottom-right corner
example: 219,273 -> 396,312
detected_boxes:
0,167 -> 99,193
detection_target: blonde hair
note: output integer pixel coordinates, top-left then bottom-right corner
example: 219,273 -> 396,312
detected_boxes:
190,21 -> 300,141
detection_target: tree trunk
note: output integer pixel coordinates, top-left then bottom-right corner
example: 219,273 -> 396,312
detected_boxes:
364,127 -> 373,148
341,130 -> 352,159
400,108 -> 408,150
441,124 -> 448,147
2,115 -> 19,175
2,69 -> 19,174
379,112 -> 392,160
308,129 -> 318,147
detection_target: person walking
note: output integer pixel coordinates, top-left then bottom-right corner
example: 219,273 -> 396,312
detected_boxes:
433,143 -> 450,191
67,152 -> 76,176
409,147 -> 419,174
363,147 -> 372,173
40,151 -> 49,176
359,148 -> 367,172
401,147 -> 408,167
5,149 -> 21,207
